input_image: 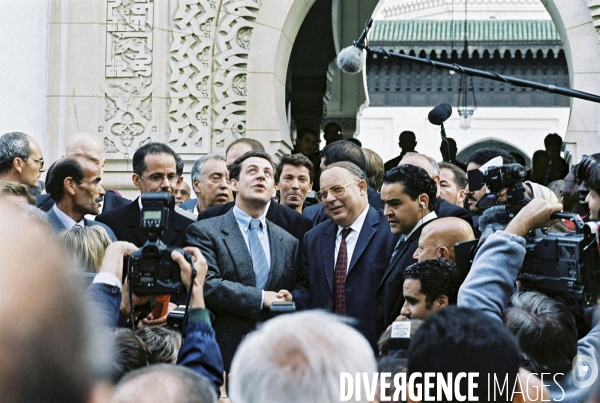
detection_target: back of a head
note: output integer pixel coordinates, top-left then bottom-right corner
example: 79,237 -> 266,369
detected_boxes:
363,148 -> 384,191
0,132 -> 30,176
230,311 -> 377,403
401,152 -> 440,177
321,140 -> 367,173
0,199 -> 109,402
0,181 -> 36,205
57,226 -> 112,273
404,258 -> 459,305
544,133 -> 563,149
467,148 -> 515,166
135,326 -> 182,364
111,328 -> 149,383
65,132 -> 105,164
225,138 -> 265,155
408,307 -> 520,402
113,364 -> 217,403
504,291 -> 577,375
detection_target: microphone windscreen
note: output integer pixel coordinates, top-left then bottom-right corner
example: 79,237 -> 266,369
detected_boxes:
428,103 -> 453,125
337,46 -> 364,74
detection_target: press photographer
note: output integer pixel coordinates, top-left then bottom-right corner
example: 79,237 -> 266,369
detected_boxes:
458,199 -> 600,402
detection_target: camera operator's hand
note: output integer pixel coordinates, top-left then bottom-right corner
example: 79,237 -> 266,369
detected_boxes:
505,199 -> 563,237
120,280 -> 154,319
98,241 -> 138,280
172,247 -> 208,309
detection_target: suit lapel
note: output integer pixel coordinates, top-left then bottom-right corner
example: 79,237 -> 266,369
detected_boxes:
322,221 -> 337,291
379,226 -> 422,289
348,207 -> 378,273
222,210 -> 255,285
126,200 -> 147,245
46,208 -> 67,233
265,221 -> 285,290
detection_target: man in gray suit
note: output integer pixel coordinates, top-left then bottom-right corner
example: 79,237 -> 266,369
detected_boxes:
185,151 -> 299,370
44,156 -> 117,241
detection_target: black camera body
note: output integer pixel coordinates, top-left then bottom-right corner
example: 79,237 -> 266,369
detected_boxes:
128,192 -> 191,295
469,163 -> 527,211
484,164 -> 526,194
519,216 -> 600,313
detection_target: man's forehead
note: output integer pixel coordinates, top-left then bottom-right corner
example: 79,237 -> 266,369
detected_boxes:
144,152 -> 176,171
203,158 -> 227,173
282,164 -> 310,175
320,167 -> 354,185
242,157 -> 272,170
440,167 -> 456,181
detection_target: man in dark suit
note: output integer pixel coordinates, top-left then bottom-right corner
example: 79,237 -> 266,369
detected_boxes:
186,151 -> 300,370
36,131 -> 131,214
292,162 -> 398,349
302,140 -> 384,226
383,130 -> 417,173
96,142 -> 193,248
377,165 -> 439,334
400,152 -> 473,227
180,154 -> 231,215
44,156 -> 117,241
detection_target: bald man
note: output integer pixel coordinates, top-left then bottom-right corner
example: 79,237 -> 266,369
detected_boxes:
412,217 -> 475,263
36,132 -> 130,213
0,198 -> 112,402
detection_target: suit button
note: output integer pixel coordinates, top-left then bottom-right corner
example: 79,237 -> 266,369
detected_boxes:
110,287 -> 119,294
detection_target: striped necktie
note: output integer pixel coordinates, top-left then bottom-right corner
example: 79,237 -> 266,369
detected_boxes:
248,218 -> 270,289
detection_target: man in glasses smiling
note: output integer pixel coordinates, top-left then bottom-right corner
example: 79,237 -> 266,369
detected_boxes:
292,161 -> 398,351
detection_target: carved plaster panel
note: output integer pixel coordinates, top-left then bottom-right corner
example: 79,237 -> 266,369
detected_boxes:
169,0 -> 262,154
101,0 -> 157,159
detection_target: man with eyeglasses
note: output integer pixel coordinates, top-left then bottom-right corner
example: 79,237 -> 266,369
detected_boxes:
96,142 -> 194,247
0,132 -> 45,190
292,161 -> 398,351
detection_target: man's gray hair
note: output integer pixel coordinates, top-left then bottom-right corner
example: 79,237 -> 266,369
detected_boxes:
190,154 -> 226,183
0,132 -> 30,176
230,311 -> 377,403
322,161 -> 367,182
402,152 -> 440,176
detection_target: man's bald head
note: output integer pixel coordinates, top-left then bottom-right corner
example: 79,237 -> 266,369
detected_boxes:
0,199 -> 108,402
65,132 -> 105,167
400,152 -> 441,196
413,217 -> 475,263
113,364 -> 216,403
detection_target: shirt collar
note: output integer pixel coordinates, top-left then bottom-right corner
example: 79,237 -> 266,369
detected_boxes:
337,203 -> 370,237
52,203 -> 84,229
233,200 -> 270,231
404,211 -> 437,241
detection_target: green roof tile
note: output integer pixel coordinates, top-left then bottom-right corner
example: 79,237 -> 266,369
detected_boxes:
369,20 -> 560,43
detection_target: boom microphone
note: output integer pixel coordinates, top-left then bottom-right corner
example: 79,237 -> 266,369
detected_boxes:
428,103 -> 453,125
336,19 -> 373,74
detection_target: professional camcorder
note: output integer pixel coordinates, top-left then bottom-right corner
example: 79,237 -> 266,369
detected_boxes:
467,163 -> 527,211
127,192 -> 193,294
519,213 -> 600,313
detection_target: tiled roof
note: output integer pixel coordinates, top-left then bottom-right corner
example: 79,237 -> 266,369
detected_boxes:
370,20 -> 560,43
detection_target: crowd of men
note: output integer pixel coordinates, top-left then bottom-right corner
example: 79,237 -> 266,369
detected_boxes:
0,127 -> 599,403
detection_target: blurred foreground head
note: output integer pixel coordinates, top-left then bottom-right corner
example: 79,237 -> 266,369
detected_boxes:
0,198 -> 111,402
230,311 -> 377,403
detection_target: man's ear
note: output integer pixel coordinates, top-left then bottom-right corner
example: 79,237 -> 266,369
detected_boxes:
419,194 -> 429,209
193,179 -> 201,194
457,189 -> 466,205
64,177 -> 77,196
438,245 -> 450,260
13,157 -> 24,174
436,295 -> 449,309
132,173 -> 142,191
358,179 -> 368,192
230,179 -> 239,193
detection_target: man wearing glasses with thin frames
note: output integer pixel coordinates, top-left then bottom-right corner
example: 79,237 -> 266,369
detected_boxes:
0,131 -> 45,190
292,161 -> 398,351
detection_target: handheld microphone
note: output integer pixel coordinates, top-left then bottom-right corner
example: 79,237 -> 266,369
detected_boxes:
336,19 -> 373,74
428,103 -> 453,125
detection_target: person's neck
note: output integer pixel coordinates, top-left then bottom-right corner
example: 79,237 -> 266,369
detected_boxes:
235,198 -> 268,218
56,200 -> 84,222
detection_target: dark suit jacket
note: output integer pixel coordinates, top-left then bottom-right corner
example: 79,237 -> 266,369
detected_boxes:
303,186 -> 384,227
197,200 -> 312,245
185,209 -> 300,370
376,219 -> 435,334
292,206 -> 398,349
37,189 -> 130,213
46,207 -> 118,242
435,197 -> 473,227
180,199 -> 198,211
95,198 -> 193,247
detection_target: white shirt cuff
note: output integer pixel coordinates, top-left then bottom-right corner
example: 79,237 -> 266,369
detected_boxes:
93,272 -> 122,290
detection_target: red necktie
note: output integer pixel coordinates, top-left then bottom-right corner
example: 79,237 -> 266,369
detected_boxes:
334,228 -> 352,316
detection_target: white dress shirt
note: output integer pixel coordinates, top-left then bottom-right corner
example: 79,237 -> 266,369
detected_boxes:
334,204 -> 370,272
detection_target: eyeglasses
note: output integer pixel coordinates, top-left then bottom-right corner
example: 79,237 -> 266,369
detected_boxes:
141,173 -> 179,183
24,157 -> 44,169
316,180 -> 359,201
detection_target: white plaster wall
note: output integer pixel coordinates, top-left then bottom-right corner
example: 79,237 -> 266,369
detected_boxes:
358,106 -> 570,165
0,0 -> 49,148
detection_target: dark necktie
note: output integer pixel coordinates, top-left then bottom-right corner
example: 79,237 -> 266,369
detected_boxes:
334,228 -> 352,316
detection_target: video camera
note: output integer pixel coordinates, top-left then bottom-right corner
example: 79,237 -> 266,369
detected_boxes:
519,213 -> 600,314
127,192 -> 193,294
467,163 -> 527,211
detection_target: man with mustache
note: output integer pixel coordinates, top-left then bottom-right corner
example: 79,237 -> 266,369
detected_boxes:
275,153 -> 313,213
44,155 -> 117,241
180,154 -> 231,216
